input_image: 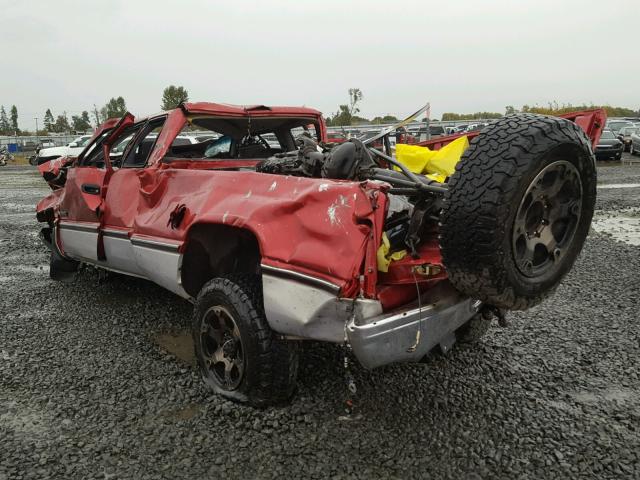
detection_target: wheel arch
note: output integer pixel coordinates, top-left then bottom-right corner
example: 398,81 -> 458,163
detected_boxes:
180,222 -> 262,298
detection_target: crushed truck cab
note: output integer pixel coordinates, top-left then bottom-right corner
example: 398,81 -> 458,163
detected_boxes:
35,103 -> 605,405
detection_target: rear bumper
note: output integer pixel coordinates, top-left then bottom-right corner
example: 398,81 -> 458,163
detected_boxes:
347,284 -> 480,368
261,265 -> 480,369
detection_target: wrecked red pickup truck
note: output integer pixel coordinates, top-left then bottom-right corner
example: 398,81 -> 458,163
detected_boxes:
36,102 -> 605,405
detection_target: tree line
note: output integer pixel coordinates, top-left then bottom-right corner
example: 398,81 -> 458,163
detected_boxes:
0,105 -> 19,135
5,87 -> 639,135
324,91 -> 640,126
442,103 -> 640,122
506,103 -> 639,117
2,85 -> 190,136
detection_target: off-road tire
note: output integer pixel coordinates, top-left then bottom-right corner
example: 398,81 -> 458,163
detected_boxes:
456,310 -> 493,344
192,276 -> 299,406
47,227 -> 79,282
439,114 -> 596,310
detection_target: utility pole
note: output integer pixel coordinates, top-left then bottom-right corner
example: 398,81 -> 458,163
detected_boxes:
93,104 -> 100,126
35,117 -> 39,146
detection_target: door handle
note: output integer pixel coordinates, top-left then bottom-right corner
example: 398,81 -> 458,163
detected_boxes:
81,183 -> 101,195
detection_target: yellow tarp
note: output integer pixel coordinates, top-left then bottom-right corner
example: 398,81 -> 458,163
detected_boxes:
377,232 -> 407,272
378,137 -> 469,271
395,136 -> 469,183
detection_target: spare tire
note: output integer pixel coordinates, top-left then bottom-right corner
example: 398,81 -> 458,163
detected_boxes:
439,114 -> 596,310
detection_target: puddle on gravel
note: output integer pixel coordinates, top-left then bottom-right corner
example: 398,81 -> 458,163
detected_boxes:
597,183 -> 640,189
153,331 -> 195,365
572,388 -> 637,404
592,209 -> 640,246
12,265 -> 48,274
161,404 -> 202,421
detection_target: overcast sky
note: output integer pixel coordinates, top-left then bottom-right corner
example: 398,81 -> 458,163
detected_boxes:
1,0 -> 638,130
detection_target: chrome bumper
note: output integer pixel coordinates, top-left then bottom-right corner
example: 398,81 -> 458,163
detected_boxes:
347,283 -> 480,369
262,267 -> 479,368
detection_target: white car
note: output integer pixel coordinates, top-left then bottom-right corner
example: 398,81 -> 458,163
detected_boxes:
35,135 -> 93,165
606,119 -> 634,135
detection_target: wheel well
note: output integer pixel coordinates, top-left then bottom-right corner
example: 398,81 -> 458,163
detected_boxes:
181,223 -> 261,298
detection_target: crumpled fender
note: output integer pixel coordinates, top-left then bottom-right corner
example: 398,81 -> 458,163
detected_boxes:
37,156 -> 75,190
36,188 -> 64,223
122,169 -> 386,292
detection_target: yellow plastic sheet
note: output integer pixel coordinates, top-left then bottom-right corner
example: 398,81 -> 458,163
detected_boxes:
377,232 -> 407,273
395,136 -> 469,183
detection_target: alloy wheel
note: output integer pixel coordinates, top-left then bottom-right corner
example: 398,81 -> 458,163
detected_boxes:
199,305 -> 244,390
512,160 -> 583,278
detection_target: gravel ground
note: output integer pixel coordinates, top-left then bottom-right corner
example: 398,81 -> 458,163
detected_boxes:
1,159 -> 639,479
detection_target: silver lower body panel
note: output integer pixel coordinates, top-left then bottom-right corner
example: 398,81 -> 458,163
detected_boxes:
261,272 -> 382,343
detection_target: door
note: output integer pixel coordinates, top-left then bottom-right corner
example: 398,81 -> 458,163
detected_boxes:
99,117 -> 166,275
56,113 -> 134,263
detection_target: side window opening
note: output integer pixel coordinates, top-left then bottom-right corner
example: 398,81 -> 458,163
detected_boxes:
81,125 -> 144,168
291,123 -> 319,142
161,117 -> 320,162
204,135 -> 232,158
80,131 -> 111,167
109,126 -> 141,168
121,118 -> 166,168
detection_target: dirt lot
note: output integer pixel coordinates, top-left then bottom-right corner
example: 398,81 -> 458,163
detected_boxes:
1,158 -> 639,479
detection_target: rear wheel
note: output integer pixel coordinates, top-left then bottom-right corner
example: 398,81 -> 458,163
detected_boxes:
47,227 -> 79,282
192,276 -> 299,406
439,114 -> 596,310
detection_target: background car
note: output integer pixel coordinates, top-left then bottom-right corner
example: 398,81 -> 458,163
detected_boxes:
617,126 -> 639,151
170,135 -> 201,146
445,125 -> 466,135
595,130 -> 624,160
606,119 -> 635,135
428,125 -> 446,137
629,130 -> 640,156
326,131 -> 347,144
34,135 -> 92,165
37,138 -> 56,151
194,134 -> 218,143
464,123 -> 488,132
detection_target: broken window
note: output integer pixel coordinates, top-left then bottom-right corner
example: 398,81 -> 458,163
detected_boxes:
80,125 -> 143,168
121,118 -> 166,168
291,124 -> 319,142
162,116 -> 322,162
79,130 -> 111,167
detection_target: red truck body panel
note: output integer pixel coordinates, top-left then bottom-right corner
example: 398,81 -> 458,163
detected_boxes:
36,104 -> 383,299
